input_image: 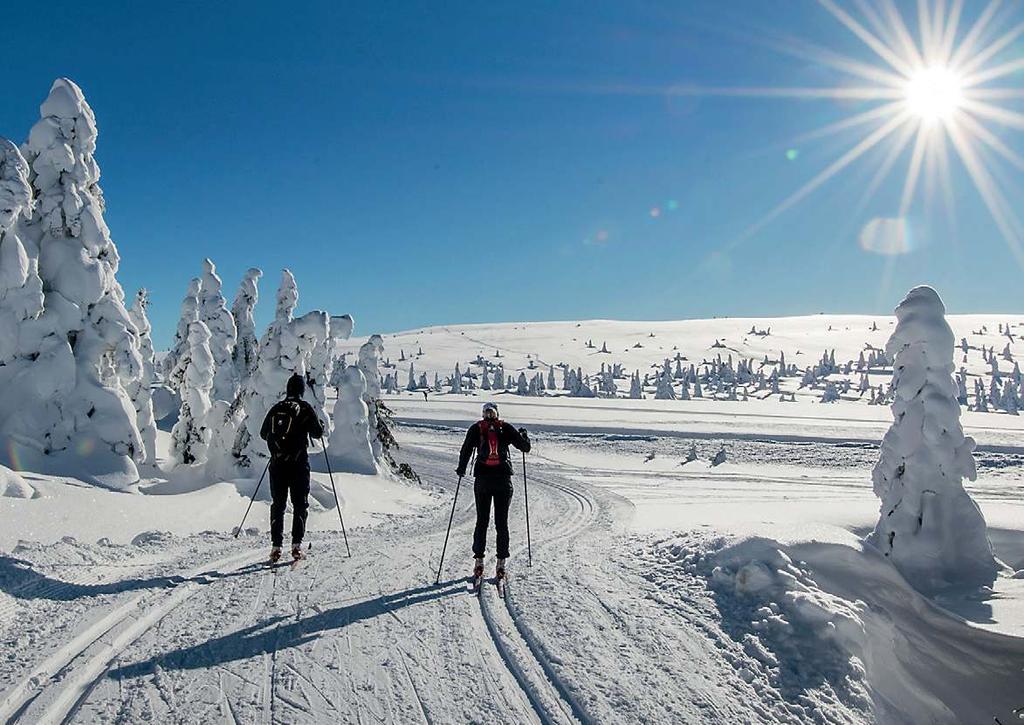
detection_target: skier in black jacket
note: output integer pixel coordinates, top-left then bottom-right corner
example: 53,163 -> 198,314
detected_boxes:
456,402 -> 531,583
260,373 -> 324,563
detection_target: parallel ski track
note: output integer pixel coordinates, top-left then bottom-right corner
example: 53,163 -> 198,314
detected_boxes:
474,468 -> 602,725
0,548 -> 262,725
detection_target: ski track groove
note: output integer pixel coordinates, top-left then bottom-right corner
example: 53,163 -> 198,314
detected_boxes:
492,470 -> 600,725
449,465 -> 605,725
396,645 -> 432,725
8,442 -> 620,725
0,548 -> 261,725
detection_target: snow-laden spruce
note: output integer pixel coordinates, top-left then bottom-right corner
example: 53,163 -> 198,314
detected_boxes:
171,321 -> 214,465
328,365 -> 376,474
868,286 -> 998,592
0,139 -> 44,366
233,270 -> 296,466
358,334 -> 386,459
229,270 -> 336,469
285,309 -> 332,438
198,258 -> 238,402
127,289 -> 158,465
165,278 -> 201,390
230,267 -> 262,388
0,138 -> 48,470
11,79 -> 144,484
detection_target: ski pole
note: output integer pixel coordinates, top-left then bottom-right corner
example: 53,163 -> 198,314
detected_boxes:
321,437 -> 351,558
522,450 -> 532,567
435,473 -> 463,585
234,458 -> 271,538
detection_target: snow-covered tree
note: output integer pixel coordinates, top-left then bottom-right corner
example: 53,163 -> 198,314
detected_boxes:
330,354 -> 348,390
165,278 -> 201,389
230,267 -> 262,387
1001,379 -> 1019,415
547,365 -> 556,390
517,372 -> 529,395
868,286 -> 997,592
655,374 -> 676,400
171,321 -> 214,465
450,363 -> 463,394
199,258 -> 238,402
0,138 -> 49,468
406,362 -> 417,391
0,139 -> 44,366
13,79 -> 144,482
328,365 -> 376,474
629,371 -> 642,399
358,333 -> 387,461
291,310 -> 332,436
127,289 -> 158,464
231,270 -> 299,467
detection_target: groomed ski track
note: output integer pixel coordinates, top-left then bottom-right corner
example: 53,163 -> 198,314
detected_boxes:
1,431 -> 792,724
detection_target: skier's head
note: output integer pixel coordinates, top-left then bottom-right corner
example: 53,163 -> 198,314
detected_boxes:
286,373 -> 306,398
482,402 -> 499,420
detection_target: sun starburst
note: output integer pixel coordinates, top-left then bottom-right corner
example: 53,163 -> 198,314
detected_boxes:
718,0 -> 1024,265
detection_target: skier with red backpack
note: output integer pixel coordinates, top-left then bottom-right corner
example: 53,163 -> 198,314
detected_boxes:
456,402 -> 531,586
260,373 -> 325,563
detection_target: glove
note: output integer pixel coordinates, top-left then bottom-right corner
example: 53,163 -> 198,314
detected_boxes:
456,467 -> 466,477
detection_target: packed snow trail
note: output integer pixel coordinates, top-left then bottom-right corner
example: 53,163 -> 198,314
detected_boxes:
0,430 -> 833,724
10,426 -> 1020,723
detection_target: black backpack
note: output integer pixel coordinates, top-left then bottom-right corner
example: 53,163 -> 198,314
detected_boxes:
267,400 -> 307,460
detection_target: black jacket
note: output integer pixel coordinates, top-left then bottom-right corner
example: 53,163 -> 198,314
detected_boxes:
458,419 -> 531,478
260,397 -> 325,464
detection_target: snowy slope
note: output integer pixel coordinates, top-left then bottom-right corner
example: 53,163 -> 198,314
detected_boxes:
341,314 -> 1024,397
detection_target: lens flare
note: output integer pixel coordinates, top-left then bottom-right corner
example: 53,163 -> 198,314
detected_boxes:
5,440 -> 23,472
859,217 -> 916,255
75,437 -> 96,457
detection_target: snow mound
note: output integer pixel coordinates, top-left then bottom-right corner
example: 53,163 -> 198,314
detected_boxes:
130,530 -> 176,548
654,532 -> 1024,724
0,465 -> 33,498
151,384 -> 180,422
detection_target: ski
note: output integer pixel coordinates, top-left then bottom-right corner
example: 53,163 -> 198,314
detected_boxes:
495,574 -> 507,598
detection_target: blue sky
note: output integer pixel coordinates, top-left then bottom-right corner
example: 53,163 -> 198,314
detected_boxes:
3,1 -> 1022,348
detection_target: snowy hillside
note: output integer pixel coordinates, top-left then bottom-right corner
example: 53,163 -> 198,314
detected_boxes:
344,314 -> 1024,409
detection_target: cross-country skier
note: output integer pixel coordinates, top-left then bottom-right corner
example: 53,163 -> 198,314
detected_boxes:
456,402 -> 531,585
261,373 -> 325,563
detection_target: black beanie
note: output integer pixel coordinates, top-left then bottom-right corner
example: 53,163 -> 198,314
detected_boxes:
286,373 -> 306,398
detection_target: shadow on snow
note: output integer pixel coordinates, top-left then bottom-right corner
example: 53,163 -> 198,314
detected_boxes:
0,556 -> 272,601
108,579 -> 465,678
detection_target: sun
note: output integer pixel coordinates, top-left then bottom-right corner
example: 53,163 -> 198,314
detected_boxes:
693,0 -> 1024,269
904,66 -> 964,122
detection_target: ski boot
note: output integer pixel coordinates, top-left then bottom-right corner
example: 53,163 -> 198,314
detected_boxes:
291,544 -> 305,561
495,559 -> 507,597
468,558 -> 484,593
269,546 -> 282,564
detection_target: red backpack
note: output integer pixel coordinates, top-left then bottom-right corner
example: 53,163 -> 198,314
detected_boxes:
479,418 -> 504,467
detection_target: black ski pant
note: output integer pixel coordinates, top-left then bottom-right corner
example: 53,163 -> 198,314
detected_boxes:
269,460 -> 310,548
472,474 -> 514,559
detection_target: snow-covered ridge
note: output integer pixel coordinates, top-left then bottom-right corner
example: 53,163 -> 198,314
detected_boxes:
340,313 -> 1024,416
